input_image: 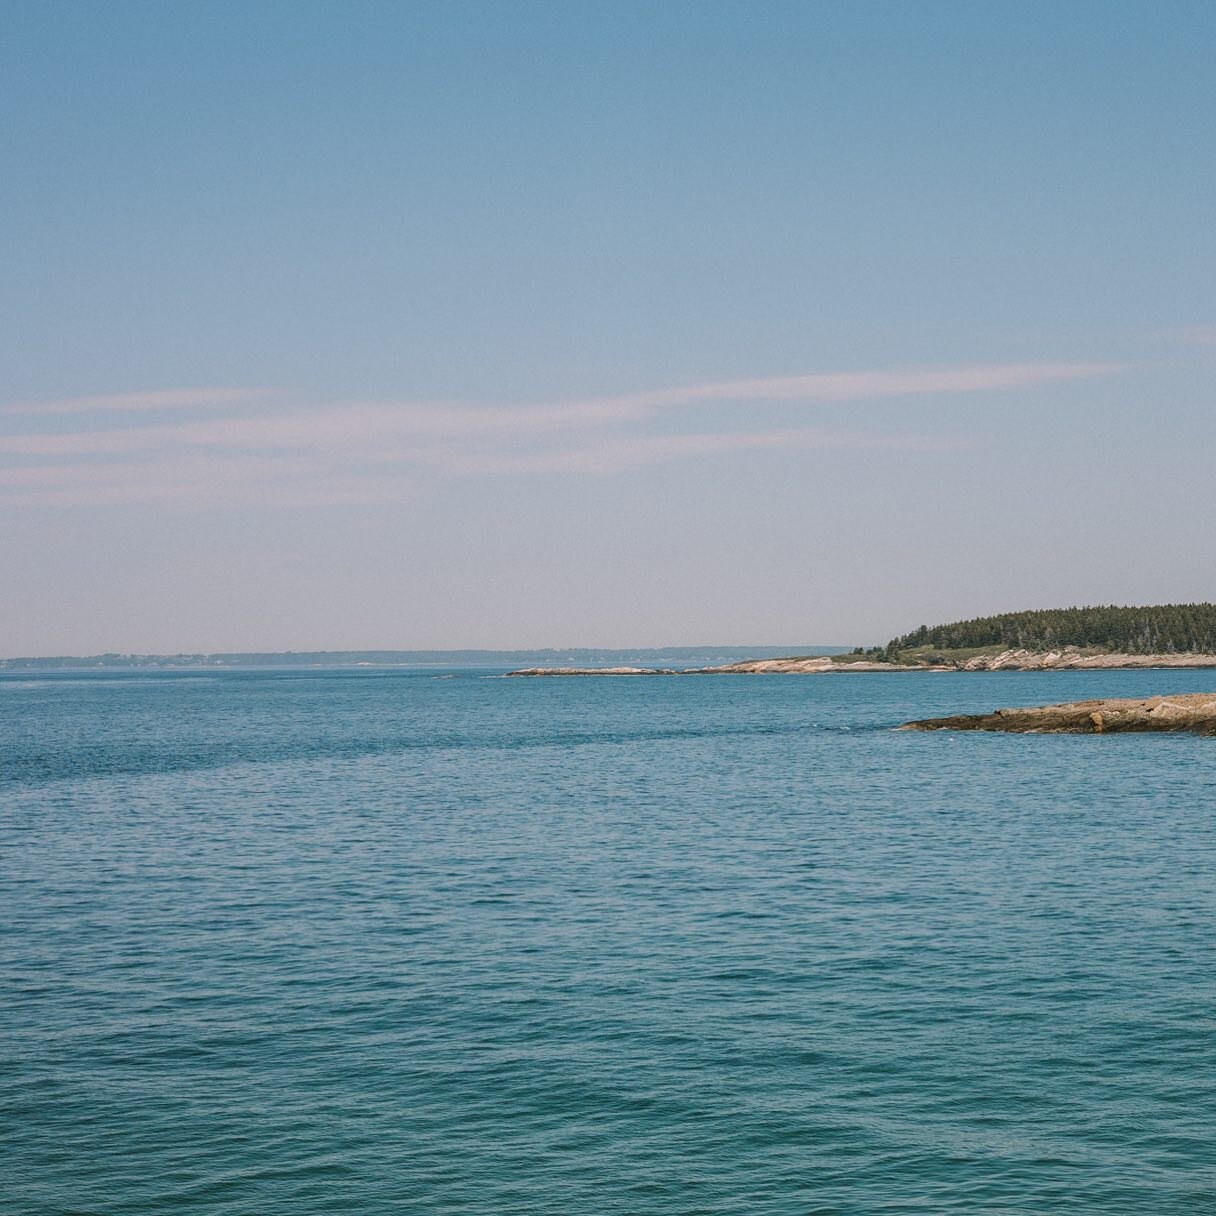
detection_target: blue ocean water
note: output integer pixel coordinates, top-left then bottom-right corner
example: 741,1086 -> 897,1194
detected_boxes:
3,668 -> 1214,1214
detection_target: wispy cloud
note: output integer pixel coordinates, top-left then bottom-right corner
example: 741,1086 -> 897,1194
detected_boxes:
0,359 -> 1119,506
555,361 -> 1120,415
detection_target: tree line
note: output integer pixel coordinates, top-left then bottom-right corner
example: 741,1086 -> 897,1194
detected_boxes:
882,603 -> 1216,657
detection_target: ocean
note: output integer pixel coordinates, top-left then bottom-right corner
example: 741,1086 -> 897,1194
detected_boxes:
3,667 -> 1214,1213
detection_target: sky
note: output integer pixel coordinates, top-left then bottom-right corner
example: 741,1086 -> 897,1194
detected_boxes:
2,0 -> 1214,655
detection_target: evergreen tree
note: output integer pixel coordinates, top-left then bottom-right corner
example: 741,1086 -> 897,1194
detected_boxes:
885,604 -> 1216,656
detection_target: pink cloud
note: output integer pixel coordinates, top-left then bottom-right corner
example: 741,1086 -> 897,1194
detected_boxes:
0,358 -> 1117,506
0,426 -> 962,507
554,360 -> 1121,415
0,359 -> 1118,459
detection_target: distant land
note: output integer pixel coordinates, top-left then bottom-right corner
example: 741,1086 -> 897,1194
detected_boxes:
508,605 -> 1216,675
813,601 -> 1216,672
13,606 -> 1216,675
875,602 -> 1216,663
0,646 -> 843,671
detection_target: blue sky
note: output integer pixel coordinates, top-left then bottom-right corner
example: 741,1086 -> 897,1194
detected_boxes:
2,1 -> 1214,653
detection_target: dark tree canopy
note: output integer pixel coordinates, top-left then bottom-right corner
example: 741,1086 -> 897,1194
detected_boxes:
887,603 -> 1216,656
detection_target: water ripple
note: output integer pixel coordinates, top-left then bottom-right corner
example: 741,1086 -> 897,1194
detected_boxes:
2,669 -> 1214,1213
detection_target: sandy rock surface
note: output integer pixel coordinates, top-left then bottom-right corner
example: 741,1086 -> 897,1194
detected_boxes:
956,648 -> 1216,670
902,693 -> 1216,734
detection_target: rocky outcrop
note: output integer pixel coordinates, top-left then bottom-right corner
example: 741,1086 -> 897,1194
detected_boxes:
952,648 -> 1216,671
693,649 -> 1216,673
506,658 -> 926,675
902,694 -> 1216,734
505,666 -> 675,676
505,649 -> 1216,676
692,657 -> 937,674
682,649 -> 1216,674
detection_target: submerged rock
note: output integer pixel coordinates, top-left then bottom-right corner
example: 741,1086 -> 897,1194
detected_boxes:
901,694 -> 1216,734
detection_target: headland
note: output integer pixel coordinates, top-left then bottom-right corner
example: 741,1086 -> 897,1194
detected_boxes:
506,604 -> 1216,675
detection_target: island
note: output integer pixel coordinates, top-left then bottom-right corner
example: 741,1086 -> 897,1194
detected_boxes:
901,694 -> 1216,734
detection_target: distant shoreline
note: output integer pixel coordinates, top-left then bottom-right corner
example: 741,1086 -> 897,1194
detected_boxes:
507,649 -> 1216,676
9,645 -> 1216,677
0,645 -> 843,672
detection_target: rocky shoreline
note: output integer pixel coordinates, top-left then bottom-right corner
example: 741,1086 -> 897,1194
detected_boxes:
506,648 -> 1216,676
901,694 -> 1216,734
505,659 -> 921,675
712,649 -> 1216,673
507,666 -> 679,676
930,649 -> 1216,671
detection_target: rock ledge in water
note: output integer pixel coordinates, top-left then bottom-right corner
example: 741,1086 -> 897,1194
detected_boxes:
901,694 -> 1216,734
505,666 -> 673,676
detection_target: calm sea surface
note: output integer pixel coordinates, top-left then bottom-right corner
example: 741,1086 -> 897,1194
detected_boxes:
3,668 -> 1214,1214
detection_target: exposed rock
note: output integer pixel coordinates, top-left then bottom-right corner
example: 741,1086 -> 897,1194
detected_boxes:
954,648 -> 1216,671
504,666 -> 674,676
506,658 -> 933,675
685,649 -> 1216,674
691,657 -> 939,674
505,649 -> 1216,677
901,694 -> 1216,734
